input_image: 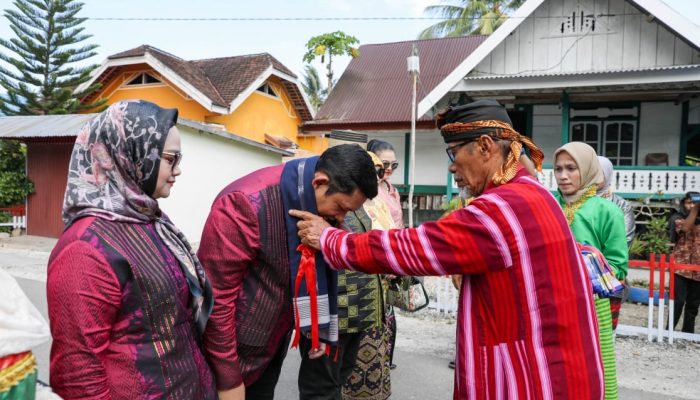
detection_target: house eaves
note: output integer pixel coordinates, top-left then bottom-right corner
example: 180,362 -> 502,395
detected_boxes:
456,65 -> 700,92
227,65 -> 315,120
465,64 -> 700,79
177,119 -> 293,157
0,114 -> 96,139
0,114 -> 292,157
75,54 -> 229,114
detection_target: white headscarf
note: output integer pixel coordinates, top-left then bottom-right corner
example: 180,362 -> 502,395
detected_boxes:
597,156 -> 614,197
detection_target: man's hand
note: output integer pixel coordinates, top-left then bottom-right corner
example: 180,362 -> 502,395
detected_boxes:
308,342 -> 327,359
218,383 -> 245,400
451,274 -> 462,291
289,210 -> 331,250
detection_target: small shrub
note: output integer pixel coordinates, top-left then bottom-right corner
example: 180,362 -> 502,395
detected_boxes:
0,212 -> 10,234
638,215 -> 672,256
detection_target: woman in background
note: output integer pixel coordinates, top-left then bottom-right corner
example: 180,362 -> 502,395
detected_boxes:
367,140 -> 402,229
553,142 -> 628,400
366,139 -> 402,370
47,100 -> 215,399
342,152 -> 395,400
669,191 -> 700,333
597,155 -> 635,331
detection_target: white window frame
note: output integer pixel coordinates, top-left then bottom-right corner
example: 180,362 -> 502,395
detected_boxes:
255,82 -> 280,99
569,120 -> 638,166
122,72 -> 164,87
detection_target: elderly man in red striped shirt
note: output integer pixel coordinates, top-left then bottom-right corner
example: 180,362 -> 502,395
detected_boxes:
291,100 -> 605,400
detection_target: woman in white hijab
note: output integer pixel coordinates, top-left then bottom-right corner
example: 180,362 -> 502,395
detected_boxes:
597,155 -> 636,246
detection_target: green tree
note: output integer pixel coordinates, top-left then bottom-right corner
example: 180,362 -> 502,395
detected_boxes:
302,31 -> 359,94
0,140 -> 33,207
301,65 -> 326,112
419,0 -> 525,39
0,0 -> 104,115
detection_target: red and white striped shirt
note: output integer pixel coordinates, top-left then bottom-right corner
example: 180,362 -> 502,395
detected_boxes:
320,170 -> 604,400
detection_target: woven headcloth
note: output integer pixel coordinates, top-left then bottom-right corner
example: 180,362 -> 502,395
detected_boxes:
436,99 -> 544,185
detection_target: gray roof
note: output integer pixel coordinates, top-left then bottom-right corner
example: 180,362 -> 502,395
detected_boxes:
0,114 -> 96,139
0,114 -> 293,156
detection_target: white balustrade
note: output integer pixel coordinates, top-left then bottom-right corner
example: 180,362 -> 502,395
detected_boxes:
537,168 -> 700,197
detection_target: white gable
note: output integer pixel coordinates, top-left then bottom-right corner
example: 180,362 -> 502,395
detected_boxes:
473,0 -> 699,77
417,0 -> 700,116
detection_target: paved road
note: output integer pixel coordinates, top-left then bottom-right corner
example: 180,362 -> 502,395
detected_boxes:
8,267 -> 694,400
274,348 -> 455,399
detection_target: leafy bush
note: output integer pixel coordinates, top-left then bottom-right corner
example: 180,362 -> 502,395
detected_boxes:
631,215 -> 672,259
0,212 -> 10,234
0,140 -> 34,207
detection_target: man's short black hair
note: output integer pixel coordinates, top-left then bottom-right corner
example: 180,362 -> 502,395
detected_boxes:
316,144 -> 378,199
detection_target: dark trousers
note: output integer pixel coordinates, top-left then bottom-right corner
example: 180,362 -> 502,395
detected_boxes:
673,274 -> 700,334
298,332 -> 363,400
245,337 -> 289,400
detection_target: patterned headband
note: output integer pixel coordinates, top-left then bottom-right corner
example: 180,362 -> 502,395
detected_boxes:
441,119 -> 544,185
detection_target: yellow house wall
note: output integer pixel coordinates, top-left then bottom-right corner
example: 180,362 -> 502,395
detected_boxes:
94,70 -> 211,120
298,135 -> 329,154
206,79 -> 298,144
87,66 -> 327,153
206,78 -> 327,154
107,86 -> 211,120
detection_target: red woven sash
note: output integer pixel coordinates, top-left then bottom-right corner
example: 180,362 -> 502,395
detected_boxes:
291,244 -> 321,351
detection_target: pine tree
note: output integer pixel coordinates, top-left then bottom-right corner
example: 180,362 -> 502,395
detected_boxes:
0,0 -> 104,115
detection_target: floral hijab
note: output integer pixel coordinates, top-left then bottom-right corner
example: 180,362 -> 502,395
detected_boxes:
63,100 -> 212,334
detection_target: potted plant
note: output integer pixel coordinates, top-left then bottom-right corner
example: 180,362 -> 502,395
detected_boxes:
627,215 -> 672,304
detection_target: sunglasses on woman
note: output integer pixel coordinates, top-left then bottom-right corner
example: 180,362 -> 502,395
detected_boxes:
382,161 -> 399,170
161,151 -> 182,172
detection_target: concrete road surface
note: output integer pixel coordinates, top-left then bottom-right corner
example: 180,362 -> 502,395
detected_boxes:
7,259 -> 695,400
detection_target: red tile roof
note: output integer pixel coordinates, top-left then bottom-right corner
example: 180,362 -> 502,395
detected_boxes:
87,45 -> 311,120
193,53 -> 295,104
110,45 -> 226,106
305,35 -> 487,129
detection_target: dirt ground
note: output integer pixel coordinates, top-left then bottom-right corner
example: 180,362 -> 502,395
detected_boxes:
620,301 -> 700,333
396,301 -> 700,400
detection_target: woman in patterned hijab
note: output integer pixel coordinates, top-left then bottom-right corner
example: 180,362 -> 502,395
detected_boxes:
48,100 -> 216,399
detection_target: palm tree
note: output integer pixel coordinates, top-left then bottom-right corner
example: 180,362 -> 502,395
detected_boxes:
419,0 -> 525,39
301,65 -> 327,112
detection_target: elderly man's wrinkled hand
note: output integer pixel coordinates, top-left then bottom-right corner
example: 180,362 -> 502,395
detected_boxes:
289,209 -> 330,250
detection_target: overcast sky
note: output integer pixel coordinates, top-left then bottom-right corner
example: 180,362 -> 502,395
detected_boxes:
0,0 -> 697,85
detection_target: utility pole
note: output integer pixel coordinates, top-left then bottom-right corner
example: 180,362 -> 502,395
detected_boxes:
407,45 -> 419,228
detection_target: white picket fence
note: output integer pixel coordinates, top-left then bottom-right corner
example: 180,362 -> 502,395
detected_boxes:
425,276 -> 459,314
0,215 -> 26,230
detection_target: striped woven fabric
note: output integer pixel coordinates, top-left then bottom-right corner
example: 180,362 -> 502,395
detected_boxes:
595,298 -> 618,400
320,170 -> 605,399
